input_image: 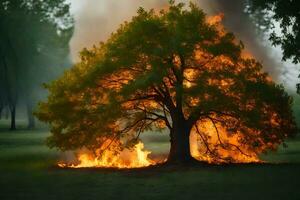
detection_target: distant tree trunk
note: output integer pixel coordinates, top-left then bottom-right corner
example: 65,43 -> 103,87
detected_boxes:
26,101 -> 35,129
167,114 -> 194,163
10,104 -> 16,130
3,36 -> 18,131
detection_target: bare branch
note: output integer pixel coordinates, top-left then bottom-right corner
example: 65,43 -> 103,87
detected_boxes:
207,116 -> 253,157
195,124 -> 214,155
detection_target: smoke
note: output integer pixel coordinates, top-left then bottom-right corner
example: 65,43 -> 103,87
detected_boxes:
200,0 -> 298,92
68,0 -> 167,62
68,0 -> 298,91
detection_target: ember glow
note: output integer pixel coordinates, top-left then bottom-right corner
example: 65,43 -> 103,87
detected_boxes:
58,141 -> 155,168
190,120 -> 261,164
59,125 -> 261,169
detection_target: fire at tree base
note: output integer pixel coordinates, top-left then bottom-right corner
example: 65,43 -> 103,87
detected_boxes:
58,126 -> 262,169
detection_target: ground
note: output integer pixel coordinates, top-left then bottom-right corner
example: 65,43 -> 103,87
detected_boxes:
1,120 -> 300,200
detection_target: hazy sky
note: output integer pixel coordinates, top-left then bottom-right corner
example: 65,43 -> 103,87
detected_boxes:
67,0 -> 298,91
67,0 -> 215,61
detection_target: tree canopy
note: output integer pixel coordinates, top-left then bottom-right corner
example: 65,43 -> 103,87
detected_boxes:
0,0 -> 73,129
246,0 -> 300,64
36,1 -> 297,163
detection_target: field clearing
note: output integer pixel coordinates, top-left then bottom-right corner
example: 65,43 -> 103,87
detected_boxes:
1,125 -> 300,200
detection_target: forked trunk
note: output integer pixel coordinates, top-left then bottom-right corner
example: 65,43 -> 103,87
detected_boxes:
167,118 -> 194,164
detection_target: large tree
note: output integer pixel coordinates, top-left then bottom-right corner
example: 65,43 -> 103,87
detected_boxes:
0,0 -> 73,129
36,2 -> 297,164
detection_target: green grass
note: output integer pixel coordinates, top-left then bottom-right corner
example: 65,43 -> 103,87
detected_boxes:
1,127 -> 300,200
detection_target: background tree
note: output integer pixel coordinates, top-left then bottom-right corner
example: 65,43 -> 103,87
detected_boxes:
0,0 -> 73,129
0,26 -> 18,129
205,0 -> 282,79
36,2 -> 297,164
246,0 -> 300,64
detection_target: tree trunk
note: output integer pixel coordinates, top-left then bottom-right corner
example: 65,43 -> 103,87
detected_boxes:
167,116 -> 194,164
26,102 -> 35,129
10,105 -> 16,130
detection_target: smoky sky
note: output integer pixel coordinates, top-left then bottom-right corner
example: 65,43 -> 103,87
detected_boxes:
68,0 -> 298,91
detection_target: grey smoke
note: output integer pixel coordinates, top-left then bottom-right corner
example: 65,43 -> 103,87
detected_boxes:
68,0 -> 298,91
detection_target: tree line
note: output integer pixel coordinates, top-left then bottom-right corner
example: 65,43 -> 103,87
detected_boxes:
1,0 -> 299,131
0,0 -> 73,130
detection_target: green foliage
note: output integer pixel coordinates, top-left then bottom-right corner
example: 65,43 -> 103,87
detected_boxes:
36,2 -> 297,159
246,0 -> 300,64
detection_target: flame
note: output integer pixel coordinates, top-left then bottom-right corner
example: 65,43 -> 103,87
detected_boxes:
207,13 -> 224,25
190,120 -> 261,164
59,124 -> 262,168
58,141 -> 155,168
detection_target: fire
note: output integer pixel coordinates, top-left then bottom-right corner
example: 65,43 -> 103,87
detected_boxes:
58,141 -> 155,169
59,125 -> 262,168
190,120 -> 261,164
207,13 -> 224,25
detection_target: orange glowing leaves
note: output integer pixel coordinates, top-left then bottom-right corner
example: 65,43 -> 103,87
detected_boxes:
183,69 -> 196,88
99,70 -> 135,91
207,13 -> 224,26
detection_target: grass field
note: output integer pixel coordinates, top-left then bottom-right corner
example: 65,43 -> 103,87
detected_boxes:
1,120 -> 300,200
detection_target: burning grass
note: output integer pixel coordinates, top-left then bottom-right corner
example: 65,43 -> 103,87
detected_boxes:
58,122 -> 263,169
58,141 -> 157,169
